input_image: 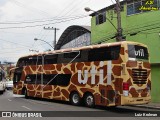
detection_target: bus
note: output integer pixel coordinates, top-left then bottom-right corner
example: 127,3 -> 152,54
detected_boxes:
13,41 -> 151,107
0,69 -> 6,94
9,67 -> 16,81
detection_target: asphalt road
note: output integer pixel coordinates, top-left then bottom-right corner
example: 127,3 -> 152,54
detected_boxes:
0,90 -> 159,120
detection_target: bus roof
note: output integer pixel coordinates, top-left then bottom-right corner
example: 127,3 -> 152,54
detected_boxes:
19,41 -> 147,59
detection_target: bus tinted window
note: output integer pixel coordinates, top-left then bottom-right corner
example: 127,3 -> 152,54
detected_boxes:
64,52 -> 80,58
17,56 -> 42,67
128,45 -> 149,60
28,56 -> 42,65
16,57 -> 28,67
55,74 -> 71,86
88,45 -> 120,61
25,74 -> 71,86
45,74 -> 71,86
13,68 -> 23,83
58,52 -> 81,63
44,54 -> 57,64
25,74 -> 41,84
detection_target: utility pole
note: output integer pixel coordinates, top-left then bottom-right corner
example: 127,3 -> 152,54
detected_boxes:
115,0 -> 123,41
44,27 -> 59,50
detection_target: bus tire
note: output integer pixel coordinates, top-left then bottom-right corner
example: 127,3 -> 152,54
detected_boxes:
70,92 -> 81,106
24,88 -> 29,99
84,93 -> 95,108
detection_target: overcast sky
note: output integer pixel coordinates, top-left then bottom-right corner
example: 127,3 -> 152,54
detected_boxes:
0,0 -> 116,63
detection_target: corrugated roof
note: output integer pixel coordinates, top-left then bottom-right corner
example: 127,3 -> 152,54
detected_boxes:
55,25 -> 91,50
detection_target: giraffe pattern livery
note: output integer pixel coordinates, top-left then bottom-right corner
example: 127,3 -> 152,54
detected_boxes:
12,41 -> 151,107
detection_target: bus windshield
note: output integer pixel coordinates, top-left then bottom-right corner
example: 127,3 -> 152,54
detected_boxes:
128,44 -> 149,60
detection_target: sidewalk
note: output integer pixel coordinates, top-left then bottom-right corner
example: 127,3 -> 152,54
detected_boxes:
133,103 -> 160,110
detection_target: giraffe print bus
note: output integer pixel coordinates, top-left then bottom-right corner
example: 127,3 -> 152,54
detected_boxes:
13,41 -> 151,107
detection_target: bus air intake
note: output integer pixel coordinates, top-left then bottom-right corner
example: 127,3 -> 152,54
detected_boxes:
132,69 -> 147,84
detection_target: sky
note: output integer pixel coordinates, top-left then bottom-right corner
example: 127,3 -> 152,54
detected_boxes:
0,0 -> 116,64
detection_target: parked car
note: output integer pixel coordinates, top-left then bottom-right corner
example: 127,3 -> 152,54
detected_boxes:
6,80 -> 13,90
0,81 -> 6,94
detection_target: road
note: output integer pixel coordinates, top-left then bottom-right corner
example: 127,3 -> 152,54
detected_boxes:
0,90 -> 159,120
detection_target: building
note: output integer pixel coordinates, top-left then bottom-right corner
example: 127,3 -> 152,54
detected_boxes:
55,25 -> 91,50
90,0 -> 160,102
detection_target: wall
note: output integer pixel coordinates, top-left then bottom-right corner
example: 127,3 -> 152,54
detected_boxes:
151,64 -> 160,102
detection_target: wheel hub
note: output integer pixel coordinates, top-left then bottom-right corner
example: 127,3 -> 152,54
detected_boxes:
86,96 -> 93,105
72,94 -> 79,104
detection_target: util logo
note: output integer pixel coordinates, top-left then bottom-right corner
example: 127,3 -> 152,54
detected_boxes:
135,49 -> 144,57
78,61 -> 106,85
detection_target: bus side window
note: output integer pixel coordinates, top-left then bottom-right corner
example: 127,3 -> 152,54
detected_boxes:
13,73 -> 20,83
44,74 -> 71,86
61,51 -> 81,63
13,68 -> 23,83
17,57 -> 29,67
55,74 -> 71,86
44,54 -> 57,64
25,74 -> 42,84
80,49 -> 89,62
88,45 -> 120,62
110,46 -> 121,60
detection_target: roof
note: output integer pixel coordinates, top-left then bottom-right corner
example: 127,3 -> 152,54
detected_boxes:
54,25 -> 91,50
90,0 -> 126,16
19,41 -> 147,59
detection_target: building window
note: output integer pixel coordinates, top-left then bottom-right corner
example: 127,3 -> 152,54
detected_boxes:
96,12 -> 106,25
151,0 -> 158,8
127,0 -> 159,16
134,1 -> 141,13
158,0 -> 160,7
127,3 -> 134,15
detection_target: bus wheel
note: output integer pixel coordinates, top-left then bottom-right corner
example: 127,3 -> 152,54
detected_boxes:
84,93 -> 95,108
70,92 -> 81,106
24,89 -> 29,99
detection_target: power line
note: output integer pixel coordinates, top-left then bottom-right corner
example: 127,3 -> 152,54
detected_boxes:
64,0 -> 91,16
56,0 -> 77,17
57,0 -> 83,17
0,38 -> 31,48
8,0 -> 51,17
0,15 -> 88,29
110,0 -> 115,4
0,14 -> 87,24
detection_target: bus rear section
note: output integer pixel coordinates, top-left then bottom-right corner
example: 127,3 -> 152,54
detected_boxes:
121,43 -> 151,105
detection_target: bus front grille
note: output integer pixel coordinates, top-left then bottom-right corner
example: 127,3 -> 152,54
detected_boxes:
132,69 -> 147,84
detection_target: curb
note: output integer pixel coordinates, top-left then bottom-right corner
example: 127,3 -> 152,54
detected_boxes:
131,105 -> 160,110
